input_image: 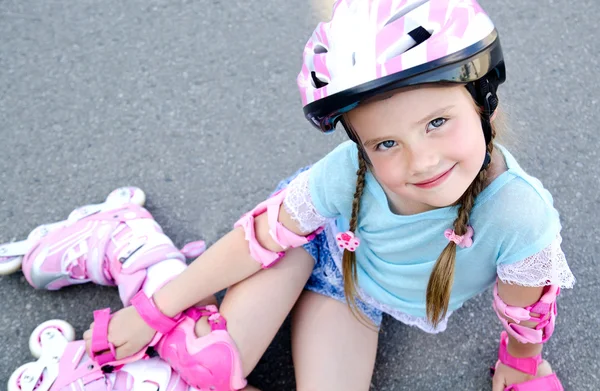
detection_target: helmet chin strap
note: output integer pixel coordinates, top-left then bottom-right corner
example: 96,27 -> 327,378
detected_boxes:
339,117 -> 372,165
466,76 -> 500,171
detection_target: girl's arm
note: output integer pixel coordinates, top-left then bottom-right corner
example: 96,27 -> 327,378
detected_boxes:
495,281 -> 544,357
153,203 -> 308,317
491,280 -> 558,390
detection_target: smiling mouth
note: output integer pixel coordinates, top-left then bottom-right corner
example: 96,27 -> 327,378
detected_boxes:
413,164 -> 456,188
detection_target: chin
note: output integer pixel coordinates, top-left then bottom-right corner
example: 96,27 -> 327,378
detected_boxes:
427,188 -> 466,208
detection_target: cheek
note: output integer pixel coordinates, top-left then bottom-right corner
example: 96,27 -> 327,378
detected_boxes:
370,152 -> 409,186
447,117 -> 486,161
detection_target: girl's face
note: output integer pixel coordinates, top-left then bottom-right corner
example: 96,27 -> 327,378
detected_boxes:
346,85 -> 487,215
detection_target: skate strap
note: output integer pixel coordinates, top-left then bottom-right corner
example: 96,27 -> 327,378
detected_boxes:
131,290 -> 182,334
185,304 -> 228,331
505,373 -> 564,390
497,331 -> 542,376
0,239 -> 31,257
90,308 -> 117,366
185,304 -> 218,321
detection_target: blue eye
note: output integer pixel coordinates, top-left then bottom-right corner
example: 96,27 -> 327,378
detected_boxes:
427,118 -> 447,132
376,140 -> 397,151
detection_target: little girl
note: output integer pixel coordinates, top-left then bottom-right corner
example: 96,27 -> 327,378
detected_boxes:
81,0 -> 574,390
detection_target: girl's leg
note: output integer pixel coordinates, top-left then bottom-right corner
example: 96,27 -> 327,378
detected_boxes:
193,246 -> 315,376
291,291 -> 380,391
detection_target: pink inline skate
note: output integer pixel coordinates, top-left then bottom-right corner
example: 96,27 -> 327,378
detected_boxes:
0,187 -> 205,305
2,187 -> 246,390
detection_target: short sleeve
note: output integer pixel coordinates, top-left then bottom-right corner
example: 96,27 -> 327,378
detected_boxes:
492,176 -> 562,266
497,233 -> 575,288
307,141 -> 360,220
282,169 -> 331,233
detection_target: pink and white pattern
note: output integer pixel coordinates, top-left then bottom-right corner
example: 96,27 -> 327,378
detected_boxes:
297,0 -> 495,106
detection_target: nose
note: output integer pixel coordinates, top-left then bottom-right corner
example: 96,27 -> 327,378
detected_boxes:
407,141 -> 440,175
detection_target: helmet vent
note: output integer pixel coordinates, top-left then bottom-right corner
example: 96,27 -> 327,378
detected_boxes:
407,26 -> 433,48
311,71 -> 330,88
313,44 -> 328,54
385,0 -> 429,27
379,26 -> 432,62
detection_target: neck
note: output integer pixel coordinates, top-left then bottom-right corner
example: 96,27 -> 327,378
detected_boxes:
485,148 -> 508,186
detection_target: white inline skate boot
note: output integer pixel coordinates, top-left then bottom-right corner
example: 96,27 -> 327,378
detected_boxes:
0,186 -> 205,305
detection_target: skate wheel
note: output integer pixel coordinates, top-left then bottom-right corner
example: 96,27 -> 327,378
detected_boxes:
8,362 -> 40,391
0,255 -> 23,275
29,319 -> 75,359
106,186 -> 146,207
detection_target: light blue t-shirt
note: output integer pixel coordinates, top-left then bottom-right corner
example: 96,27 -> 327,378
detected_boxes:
308,141 -> 561,318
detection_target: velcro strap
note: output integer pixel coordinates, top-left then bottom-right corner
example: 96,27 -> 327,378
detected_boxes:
185,304 -> 219,321
505,373 -> 564,391
266,190 -> 319,249
497,331 -> 542,376
505,322 -> 544,345
131,291 -> 181,334
90,308 -> 117,366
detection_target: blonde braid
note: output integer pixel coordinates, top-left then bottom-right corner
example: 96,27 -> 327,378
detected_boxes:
425,129 -> 496,327
341,152 -> 373,326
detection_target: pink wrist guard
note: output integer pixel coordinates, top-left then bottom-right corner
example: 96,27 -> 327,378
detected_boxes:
131,290 -> 182,334
90,308 -> 118,366
492,280 -> 559,344
234,188 -> 323,268
497,330 -> 564,391
497,331 -> 542,376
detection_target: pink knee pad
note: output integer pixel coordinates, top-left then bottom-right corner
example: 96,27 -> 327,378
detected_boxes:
155,306 -> 248,391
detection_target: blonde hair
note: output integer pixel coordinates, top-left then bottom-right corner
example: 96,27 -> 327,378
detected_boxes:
341,108 -> 501,328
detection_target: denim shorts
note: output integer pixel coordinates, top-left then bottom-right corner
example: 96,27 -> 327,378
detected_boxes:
272,167 -> 383,327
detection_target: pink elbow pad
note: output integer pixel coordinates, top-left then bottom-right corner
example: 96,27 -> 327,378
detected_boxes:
234,189 -> 323,268
492,280 -> 560,344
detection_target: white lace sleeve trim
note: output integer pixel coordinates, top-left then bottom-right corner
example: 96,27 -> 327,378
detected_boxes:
282,169 -> 330,234
497,233 -> 575,289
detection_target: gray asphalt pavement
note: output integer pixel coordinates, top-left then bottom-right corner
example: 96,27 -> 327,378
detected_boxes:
0,0 -> 598,389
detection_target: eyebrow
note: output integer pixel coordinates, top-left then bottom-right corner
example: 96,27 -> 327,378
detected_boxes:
362,105 -> 455,148
363,135 -> 395,148
415,105 -> 454,125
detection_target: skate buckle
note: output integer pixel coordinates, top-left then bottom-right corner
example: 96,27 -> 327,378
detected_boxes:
118,237 -> 147,263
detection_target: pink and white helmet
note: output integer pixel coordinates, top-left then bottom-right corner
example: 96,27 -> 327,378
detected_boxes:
298,0 -> 506,132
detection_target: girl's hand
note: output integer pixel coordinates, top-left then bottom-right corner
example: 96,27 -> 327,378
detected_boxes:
82,306 -> 156,361
492,359 -> 554,391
